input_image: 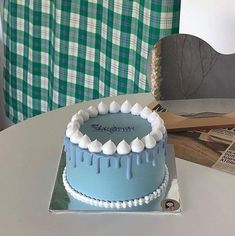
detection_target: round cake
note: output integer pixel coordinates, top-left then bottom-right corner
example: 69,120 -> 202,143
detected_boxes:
63,100 -> 168,209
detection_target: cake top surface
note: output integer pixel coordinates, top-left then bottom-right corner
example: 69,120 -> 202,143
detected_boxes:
65,100 -> 166,155
79,113 -> 152,145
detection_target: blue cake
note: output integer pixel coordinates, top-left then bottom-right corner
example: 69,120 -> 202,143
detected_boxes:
63,100 -> 168,209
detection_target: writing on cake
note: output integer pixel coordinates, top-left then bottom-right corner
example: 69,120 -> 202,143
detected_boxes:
91,124 -> 134,133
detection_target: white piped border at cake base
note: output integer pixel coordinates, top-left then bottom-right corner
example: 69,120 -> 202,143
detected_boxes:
62,165 -> 169,209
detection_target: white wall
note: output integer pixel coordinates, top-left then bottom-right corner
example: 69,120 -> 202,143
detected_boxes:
180,0 -> 235,54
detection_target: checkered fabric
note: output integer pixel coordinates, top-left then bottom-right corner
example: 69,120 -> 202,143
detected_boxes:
3,0 -> 180,123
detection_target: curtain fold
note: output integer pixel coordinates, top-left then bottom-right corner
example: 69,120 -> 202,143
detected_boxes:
3,0 -> 180,123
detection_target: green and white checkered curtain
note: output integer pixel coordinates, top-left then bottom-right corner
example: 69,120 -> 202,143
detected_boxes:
3,0 -> 180,123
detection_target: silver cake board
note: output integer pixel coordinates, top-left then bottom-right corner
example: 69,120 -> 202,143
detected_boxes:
49,144 -> 181,215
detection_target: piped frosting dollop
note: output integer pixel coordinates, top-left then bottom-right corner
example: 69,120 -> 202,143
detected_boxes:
130,138 -> 144,153
88,139 -> 102,153
77,109 -> 89,121
150,130 -> 163,141
67,120 -> 80,129
98,102 -> 109,115
78,134 -> 91,149
71,113 -> 79,122
87,106 -> 98,117
142,134 -> 156,149
140,106 -> 152,119
151,116 -> 161,128
147,112 -> 160,123
131,103 -> 143,115
117,140 -> 131,155
70,130 -> 83,144
121,100 -> 132,113
72,114 -> 84,125
109,101 -> 121,113
66,123 -> 78,138
102,140 -> 117,155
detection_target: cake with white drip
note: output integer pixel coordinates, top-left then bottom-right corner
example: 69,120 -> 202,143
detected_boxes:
63,100 -> 168,209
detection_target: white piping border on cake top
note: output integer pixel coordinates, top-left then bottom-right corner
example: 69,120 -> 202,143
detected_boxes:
63,165 -> 169,209
66,100 -> 166,155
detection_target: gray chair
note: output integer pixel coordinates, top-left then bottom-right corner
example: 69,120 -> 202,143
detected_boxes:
147,34 -> 235,102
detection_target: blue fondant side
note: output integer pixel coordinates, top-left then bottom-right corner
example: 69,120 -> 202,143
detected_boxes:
64,134 -> 167,201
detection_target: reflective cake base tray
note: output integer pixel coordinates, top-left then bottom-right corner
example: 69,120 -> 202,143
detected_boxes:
49,145 -> 181,214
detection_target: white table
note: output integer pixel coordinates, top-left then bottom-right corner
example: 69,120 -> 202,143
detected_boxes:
0,93 -> 235,236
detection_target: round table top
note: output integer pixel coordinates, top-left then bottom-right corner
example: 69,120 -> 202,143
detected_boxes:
0,93 -> 235,236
